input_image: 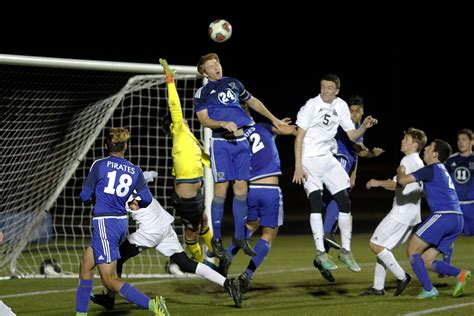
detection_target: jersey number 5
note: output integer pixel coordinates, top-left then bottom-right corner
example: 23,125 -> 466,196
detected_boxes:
104,171 -> 133,197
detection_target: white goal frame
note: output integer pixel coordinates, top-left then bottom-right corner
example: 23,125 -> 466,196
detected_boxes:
0,54 -> 213,279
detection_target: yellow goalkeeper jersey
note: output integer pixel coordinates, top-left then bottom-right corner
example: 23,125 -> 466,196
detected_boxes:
167,82 -> 210,180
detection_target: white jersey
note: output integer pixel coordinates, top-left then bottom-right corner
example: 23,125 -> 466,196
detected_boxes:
389,153 -> 424,225
127,199 -> 183,255
296,94 -> 355,158
129,198 -> 174,230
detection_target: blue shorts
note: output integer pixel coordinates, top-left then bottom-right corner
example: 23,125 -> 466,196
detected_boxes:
91,216 -> 128,264
210,136 -> 250,182
415,212 -> 464,255
461,203 -> 474,236
247,184 -> 283,228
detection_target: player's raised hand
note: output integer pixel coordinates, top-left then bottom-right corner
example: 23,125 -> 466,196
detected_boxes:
159,58 -> 176,83
371,147 -> 385,157
143,171 -> 158,182
362,115 -> 378,128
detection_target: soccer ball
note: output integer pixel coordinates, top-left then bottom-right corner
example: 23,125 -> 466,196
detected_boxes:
208,19 -> 232,43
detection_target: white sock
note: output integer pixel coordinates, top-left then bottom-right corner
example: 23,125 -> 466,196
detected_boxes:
309,213 -> 325,252
377,248 -> 406,280
338,212 -> 352,251
373,261 -> 387,290
195,262 -> 226,287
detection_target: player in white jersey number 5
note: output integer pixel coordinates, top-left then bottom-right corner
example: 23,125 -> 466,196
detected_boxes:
293,73 -> 378,273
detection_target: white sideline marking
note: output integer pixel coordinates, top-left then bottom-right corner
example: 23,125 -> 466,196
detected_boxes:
0,266 -> 317,299
403,302 -> 474,315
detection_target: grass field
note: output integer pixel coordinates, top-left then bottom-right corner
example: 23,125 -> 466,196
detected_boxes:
1,234 -> 473,315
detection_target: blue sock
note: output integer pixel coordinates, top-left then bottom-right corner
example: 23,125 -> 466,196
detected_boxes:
245,239 -> 270,279
119,282 -> 150,309
226,241 -> 241,259
211,196 -> 225,240
75,279 -> 93,313
233,195 -> 248,240
324,199 -> 339,233
443,247 -> 453,264
410,254 -> 433,291
432,260 -> 460,277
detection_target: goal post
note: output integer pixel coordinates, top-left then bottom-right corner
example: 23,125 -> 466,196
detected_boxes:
0,54 -> 212,278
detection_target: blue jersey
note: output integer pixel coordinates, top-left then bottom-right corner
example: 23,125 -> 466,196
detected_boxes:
194,77 -> 252,129
244,123 -> 281,181
80,156 -> 152,216
412,163 -> 462,214
445,152 -> 474,202
334,125 -> 359,171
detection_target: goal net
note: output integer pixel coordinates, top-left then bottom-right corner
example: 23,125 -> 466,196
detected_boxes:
0,54 -> 207,278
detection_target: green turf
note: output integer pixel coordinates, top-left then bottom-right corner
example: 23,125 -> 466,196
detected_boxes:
1,234 -> 473,315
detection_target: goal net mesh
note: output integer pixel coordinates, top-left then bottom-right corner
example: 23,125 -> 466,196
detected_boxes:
0,59 -> 201,278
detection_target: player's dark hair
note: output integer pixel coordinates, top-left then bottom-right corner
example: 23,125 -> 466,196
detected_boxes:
161,113 -> 172,136
433,139 -> 452,163
348,95 -> 364,108
457,128 -> 473,141
321,73 -> 341,89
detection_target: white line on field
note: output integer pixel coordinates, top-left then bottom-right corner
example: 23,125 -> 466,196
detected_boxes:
403,302 -> 474,315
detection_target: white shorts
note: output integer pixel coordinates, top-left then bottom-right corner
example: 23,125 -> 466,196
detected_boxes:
302,155 -> 350,196
370,215 -> 414,250
128,224 -> 184,257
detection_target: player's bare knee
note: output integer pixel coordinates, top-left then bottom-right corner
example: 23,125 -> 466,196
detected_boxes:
185,228 -> 200,240
246,220 -> 259,233
369,242 -> 383,254
262,227 -> 278,243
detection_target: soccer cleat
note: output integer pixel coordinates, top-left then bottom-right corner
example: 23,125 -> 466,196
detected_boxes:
313,258 -> 335,282
394,273 -> 412,296
453,269 -> 472,298
153,296 -> 170,316
158,58 -> 176,84
211,239 -> 226,259
225,278 -> 242,308
416,287 -> 439,299
238,271 -> 252,293
324,232 -> 341,250
361,287 -> 385,296
338,249 -> 361,272
316,251 -> 338,270
90,292 -> 115,310
218,253 -> 232,277
233,238 -> 257,257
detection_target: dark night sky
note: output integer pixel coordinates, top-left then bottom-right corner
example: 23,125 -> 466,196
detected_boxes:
1,9 -> 471,227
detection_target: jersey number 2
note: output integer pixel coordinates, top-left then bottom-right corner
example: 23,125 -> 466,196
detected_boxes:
104,171 -> 132,197
249,133 -> 265,153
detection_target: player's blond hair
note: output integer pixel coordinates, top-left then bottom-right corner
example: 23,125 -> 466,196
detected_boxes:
197,53 -> 220,75
109,128 -> 129,144
405,127 -> 427,153
107,128 -> 129,153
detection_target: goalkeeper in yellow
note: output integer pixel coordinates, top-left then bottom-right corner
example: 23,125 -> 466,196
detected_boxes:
159,59 -> 214,264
